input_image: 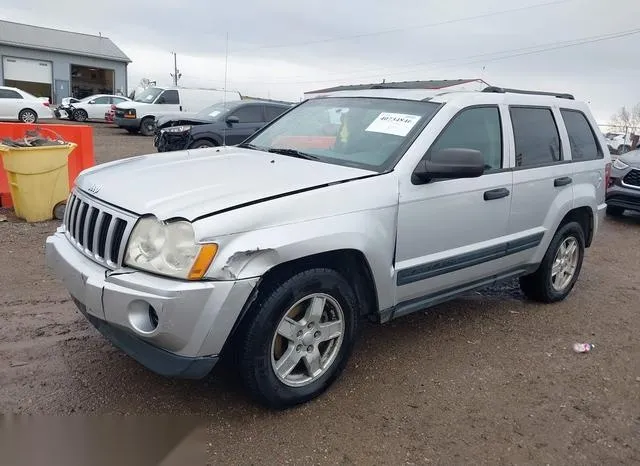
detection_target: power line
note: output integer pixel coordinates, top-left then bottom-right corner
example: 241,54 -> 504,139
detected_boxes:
228,27 -> 640,86
231,0 -> 572,54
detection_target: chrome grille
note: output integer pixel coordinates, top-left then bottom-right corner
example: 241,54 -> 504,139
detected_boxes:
63,189 -> 136,268
622,169 -> 640,188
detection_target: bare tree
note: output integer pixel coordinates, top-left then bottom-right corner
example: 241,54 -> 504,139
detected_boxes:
610,103 -> 640,132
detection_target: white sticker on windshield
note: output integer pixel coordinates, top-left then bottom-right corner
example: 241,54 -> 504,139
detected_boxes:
365,112 -> 421,137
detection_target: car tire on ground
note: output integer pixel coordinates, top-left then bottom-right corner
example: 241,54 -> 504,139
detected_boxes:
124,128 -> 138,134
238,268 -> 360,409
519,221 -> 585,303
72,109 -> 88,122
140,117 -> 155,136
606,205 -> 625,217
18,109 -> 38,124
189,140 -> 216,149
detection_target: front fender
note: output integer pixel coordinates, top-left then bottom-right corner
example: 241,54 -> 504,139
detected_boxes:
203,208 -> 397,310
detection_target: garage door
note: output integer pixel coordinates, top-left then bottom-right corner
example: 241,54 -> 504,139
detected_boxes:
3,57 -> 52,84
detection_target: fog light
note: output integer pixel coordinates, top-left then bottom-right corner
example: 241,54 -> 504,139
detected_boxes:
128,300 -> 159,334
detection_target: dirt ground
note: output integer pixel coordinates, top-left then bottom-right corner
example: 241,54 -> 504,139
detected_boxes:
1,122 -> 639,465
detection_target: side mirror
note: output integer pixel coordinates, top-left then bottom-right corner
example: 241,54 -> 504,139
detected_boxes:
226,115 -> 240,124
413,148 -> 485,183
88,100 -> 95,104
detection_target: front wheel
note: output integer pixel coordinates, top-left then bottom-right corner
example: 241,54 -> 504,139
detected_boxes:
238,268 -> 360,409
519,221 -> 585,303
73,109 -> 88,122
140,117 -> 155,136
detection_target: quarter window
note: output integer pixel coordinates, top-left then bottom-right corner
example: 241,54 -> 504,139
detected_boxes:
510,107 -> 562,167
560,109 -> 602,161
428,106 -> 503,170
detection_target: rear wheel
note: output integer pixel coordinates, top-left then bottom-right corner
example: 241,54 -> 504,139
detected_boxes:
72,109 -> 88,122
18,109 -> 37,123
238,268 -> 360,409
519,221 -> 585,303
606,205 -> 625,217
140,117 -> 155,136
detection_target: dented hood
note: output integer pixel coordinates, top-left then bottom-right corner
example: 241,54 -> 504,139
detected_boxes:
75,147 -> 374,221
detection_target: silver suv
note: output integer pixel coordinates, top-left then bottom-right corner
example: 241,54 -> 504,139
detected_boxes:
46,86 -> 609,409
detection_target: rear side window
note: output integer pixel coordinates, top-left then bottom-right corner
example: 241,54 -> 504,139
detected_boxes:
230,105 -> 264,123
92,96 -> 110,104
0,89 -> 22,99
560,109 -> 602,161
510,107 -> 562,167
111,97 -> 127,104
428,106 -> 503,170
159,90 -> 179,104
265,105 -> 289,121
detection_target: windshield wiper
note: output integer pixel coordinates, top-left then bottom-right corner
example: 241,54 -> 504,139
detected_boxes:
266,148 -> 320,161
237,143 -> 266,151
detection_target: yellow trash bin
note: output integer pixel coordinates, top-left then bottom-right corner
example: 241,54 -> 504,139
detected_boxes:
0,143 -> 77,222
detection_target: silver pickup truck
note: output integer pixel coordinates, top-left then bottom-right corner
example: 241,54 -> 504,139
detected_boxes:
46,86 -> 609,409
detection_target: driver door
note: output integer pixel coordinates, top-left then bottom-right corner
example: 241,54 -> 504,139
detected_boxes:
394,105 -> 515,313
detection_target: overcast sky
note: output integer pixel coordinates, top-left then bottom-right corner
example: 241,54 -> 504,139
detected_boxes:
4,0 -> 640,124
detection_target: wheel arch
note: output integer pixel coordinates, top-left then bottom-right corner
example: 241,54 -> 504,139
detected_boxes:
558,206 -> 594,248
219,248 -> 379,360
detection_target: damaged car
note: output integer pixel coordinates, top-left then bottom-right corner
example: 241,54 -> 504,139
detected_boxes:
46,87 -> 607,409
153,99 -> 293,151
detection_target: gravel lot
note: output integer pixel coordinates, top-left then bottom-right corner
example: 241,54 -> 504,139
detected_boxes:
1,122 -> 639,464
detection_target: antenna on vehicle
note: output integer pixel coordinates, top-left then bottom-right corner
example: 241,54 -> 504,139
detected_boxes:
222,31 -> 229,147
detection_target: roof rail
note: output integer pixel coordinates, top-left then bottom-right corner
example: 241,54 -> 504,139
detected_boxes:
482,86 -> 574,100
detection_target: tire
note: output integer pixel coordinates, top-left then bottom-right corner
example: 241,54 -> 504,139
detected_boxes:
72,109 -> 88,122
606,205 -> 625,217
18,109 -> 37,124
140,117 -> 155,136
519,221 -> 585,303
238,268 -> 360,409
189,139 -> 216,149
125,128 -> 138,134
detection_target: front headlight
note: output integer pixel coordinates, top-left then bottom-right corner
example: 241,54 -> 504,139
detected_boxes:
164,125 -> 192,133
124,216 -> 217,280
613,158 -> 629,170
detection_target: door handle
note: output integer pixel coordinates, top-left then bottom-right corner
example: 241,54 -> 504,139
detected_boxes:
554,176 -> 572,187
484,188 -> 510,201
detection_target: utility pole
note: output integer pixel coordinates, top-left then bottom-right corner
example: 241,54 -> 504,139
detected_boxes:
170,52 -> 182,86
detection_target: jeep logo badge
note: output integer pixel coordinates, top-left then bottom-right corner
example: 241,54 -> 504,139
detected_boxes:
87,184 -> 101,194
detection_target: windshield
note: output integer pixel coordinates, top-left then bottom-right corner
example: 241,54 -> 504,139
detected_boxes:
195,101 -> 242,119
245,97 -> 440,171
134,88 -> 163,103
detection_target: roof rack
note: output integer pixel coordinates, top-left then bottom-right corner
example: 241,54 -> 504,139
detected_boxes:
482,86 -> 574,100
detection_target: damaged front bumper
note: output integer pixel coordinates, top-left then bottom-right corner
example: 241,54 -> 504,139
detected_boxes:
154,130 -> 190,152
45,228 -> 259,378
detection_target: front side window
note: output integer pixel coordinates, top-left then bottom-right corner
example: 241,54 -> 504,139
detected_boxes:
265,105 -> 289,121
158,90 -> 179,105
246,97 -> 441,171
428,106 -> 503,170
560,109 -> 602,161
510,107 -> 562,167
230,105 -> 264,123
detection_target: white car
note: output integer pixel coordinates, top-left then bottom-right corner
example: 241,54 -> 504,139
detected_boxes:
60,94 -> 131,122
0,86 -> 53,123
604,132 -> 638,155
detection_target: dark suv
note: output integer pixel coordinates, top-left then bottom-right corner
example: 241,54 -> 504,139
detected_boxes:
154,99 -> 293,152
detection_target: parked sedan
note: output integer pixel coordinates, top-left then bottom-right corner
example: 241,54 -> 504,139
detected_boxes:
606,149 -> 640,217
0,86 -> 53,123
59,94 -> 131,122
154,99 -> 293,152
